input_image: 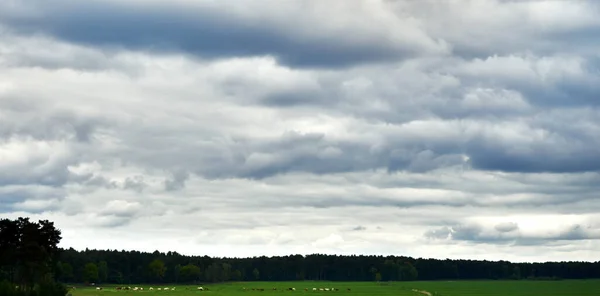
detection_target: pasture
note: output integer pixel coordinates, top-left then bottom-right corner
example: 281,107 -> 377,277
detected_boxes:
68,280 -> 600,296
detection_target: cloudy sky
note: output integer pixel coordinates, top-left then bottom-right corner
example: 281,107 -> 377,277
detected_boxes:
1,0 -> 600,263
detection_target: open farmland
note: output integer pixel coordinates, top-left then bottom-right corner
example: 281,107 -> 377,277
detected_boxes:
68,280 -> 600,296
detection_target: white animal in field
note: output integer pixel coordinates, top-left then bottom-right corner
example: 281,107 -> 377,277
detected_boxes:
149,287 -> 154,290
197,287 -> 204,290
164,287 -> 169,290
158,288 -> 162,291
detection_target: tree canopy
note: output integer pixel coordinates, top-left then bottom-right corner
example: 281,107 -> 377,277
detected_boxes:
0,217 -> 67,296
54,248 -> 600,284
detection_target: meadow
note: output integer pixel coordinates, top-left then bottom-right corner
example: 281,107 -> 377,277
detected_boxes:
68,280 -> 600,296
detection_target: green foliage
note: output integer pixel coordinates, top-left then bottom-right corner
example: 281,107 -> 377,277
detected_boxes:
232,269 -> 243,281
252,268 -> 260,280
56,262 -> 74,283
82,263 -> 98,284
179,264 -> 201,283
0,217 -> 62,293
148,259 -> 167,282
52,247 -> 600,284
97,261 -> 108,283
0,279 -> 68,296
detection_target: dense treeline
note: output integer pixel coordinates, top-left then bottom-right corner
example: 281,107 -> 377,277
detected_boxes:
56,247 -> 600,285
0,218 -> 68,296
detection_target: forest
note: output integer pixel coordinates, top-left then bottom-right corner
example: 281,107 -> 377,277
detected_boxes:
57,244 -> 600,284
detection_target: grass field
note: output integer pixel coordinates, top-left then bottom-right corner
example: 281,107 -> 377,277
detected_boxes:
68,280 -> 600,296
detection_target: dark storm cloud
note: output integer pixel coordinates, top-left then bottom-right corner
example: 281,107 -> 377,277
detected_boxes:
0,0 -> 438,69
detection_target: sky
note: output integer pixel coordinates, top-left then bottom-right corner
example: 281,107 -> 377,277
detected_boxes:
1,0 -> 600,263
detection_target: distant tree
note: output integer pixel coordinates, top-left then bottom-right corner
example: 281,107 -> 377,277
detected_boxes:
221,263 -> 232,282
511,266 -> 521,280
173,264 -> 181,283
369,267 -> 378,281
179,264 -> 201,282
98,261 -> 108,283
252,268 -> 260,280
232,269 -> 243,281
83,263 -> 99,283
401,262 -> 418,281
148,259 -> 167,282
110,270 -> 124,284
57,261 -> 74,282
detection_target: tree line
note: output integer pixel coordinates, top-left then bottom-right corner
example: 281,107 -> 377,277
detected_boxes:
56,247 -> 600,284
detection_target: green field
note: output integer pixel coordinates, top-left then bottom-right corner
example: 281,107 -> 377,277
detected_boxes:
68,280 -> 600,296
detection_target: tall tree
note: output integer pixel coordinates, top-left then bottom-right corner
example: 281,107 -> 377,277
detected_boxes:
148,259 -> 167,282
98,261 -> 108,283
0,217 -> 62,293
179,264 -> 201,283
83,263 -> 99,283
57,262 -> 74,282
0,218 -> 19,282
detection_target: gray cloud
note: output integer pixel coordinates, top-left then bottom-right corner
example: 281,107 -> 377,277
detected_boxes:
495,222 -> 519,233
0,0 -> 448,69
1,0 -> 600,261
425,222 -> 600,246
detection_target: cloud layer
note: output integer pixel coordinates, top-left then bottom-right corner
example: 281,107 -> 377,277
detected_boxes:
1,0 -> 600,262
